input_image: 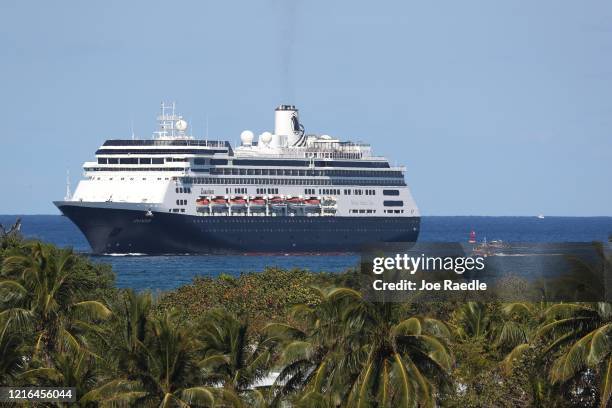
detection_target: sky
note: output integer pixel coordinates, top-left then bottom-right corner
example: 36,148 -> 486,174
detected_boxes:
0,0 -> 610,216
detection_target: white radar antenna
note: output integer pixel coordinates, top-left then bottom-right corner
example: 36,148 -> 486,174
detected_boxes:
153,102 -> 192,139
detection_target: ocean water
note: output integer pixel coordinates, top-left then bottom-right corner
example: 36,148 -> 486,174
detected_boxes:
1,215 -> 611,291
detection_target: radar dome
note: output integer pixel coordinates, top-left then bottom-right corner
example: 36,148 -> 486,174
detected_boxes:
259,131 -> 273,145
175,119 -> 188,131
240,130 -> 254,146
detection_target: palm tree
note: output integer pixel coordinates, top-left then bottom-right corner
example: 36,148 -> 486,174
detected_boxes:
0,242 -> 112,362
268,287 -> 452,407
85,291 -> 225,407
0,317 -> 25,384
496,302 -> 560,407
105,289 -> 154,381
346,300 -> 452,407
538,302 -> 612,407
452,302 -> 493,342
20,347 -> 146,407
102,291 -> 220,407
195,309 -> 271,407
265,287 -> 363,406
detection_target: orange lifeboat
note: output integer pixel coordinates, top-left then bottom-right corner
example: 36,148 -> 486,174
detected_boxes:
249,196 -> 266,211
196,197 -> 210,206
303,197 -> 321,213
269,196 -> 286,211
211,196 -> 228,206
230,196 -> 247,209
304,198 -> 320,206
250,197 -> 266,205
286,196 -> 304,210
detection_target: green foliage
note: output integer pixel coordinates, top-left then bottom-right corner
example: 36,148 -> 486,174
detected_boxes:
158,267 -> 335,334
2,234 -> 612,407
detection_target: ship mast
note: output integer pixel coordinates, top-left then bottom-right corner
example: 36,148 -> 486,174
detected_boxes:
153,101 -> 191,140
64,170 -> 71,201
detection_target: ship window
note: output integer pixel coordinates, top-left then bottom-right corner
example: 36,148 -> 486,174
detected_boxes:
97,157 -> 107,164
108,158 -> 119,164
152,158 -> 163,164
119,158 -> 138,164
140,158 -> 152,164
383,189 -> 400,196
383,200 -> 403,207
194,158 -> 207,165
211,159 -> 228,165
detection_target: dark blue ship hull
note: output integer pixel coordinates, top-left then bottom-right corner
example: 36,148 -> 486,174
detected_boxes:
55,204 -> 420,254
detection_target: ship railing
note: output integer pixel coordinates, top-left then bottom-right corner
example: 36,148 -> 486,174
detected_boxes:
235,150 -> 386,161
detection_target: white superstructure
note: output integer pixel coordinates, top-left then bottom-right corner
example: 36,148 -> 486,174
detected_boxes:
66,102 -> 419,218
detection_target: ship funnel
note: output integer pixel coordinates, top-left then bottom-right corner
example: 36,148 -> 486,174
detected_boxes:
273,105 -> 304,147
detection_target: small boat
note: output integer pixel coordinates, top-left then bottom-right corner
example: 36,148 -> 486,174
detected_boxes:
304,197 -> 320,206
196,197 -> 210,206
230,196 -> 247,209
537,214 -> 545,219
210,196 -> 229,212
286,196 -> 304,209
468,229 -> 476,244
249,196 -> 266,210
286,196 -> 303,204
269,196 -> 286,210
303,197 -> 321,213
269,196 -> 287,212
488,239 -> 505,248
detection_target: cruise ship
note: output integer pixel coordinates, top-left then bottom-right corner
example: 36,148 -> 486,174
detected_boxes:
54,103 -> 420,254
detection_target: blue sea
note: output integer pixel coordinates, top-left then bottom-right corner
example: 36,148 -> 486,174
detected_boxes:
1,215 -> 611,291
